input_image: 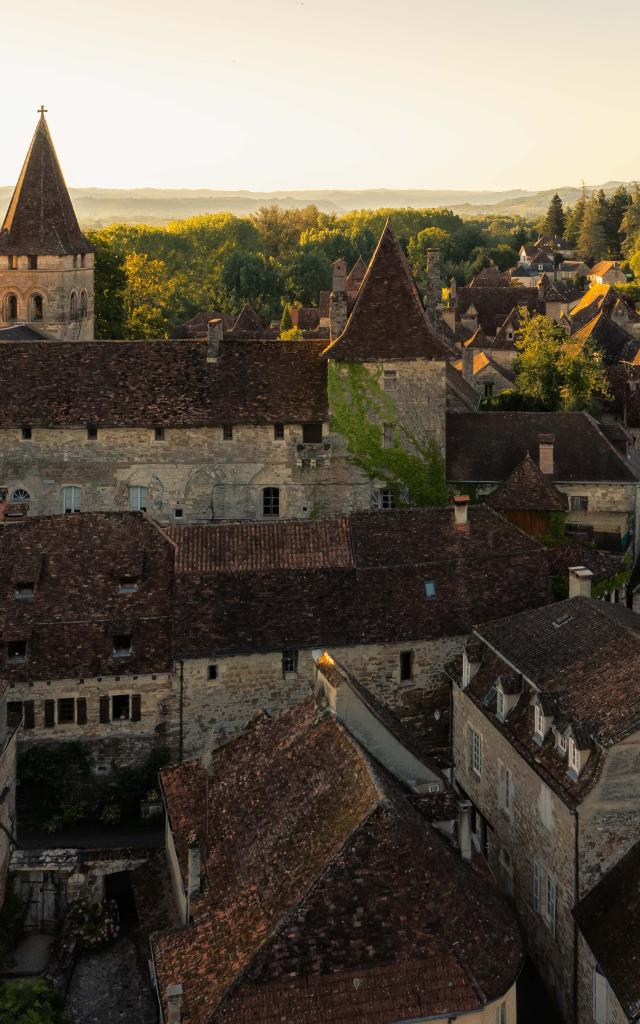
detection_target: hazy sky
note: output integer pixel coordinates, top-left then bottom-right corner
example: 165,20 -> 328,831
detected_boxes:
3,0 -> 639,192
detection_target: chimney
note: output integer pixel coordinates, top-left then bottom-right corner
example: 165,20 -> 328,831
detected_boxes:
458,800 -> 472,861
461,347 -> 474,383
569,565 -> 593,599
167,983 -> 183,1024
449,276 -> 457,304
424,249 -> 442,326
538,433 -> 555,475
329,259 -> 348,340
206,318 -> 223,362
454,494 -> 470,530
187,833 -> 202,898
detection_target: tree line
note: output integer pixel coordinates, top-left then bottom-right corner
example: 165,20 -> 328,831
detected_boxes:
540,185 -> 640,262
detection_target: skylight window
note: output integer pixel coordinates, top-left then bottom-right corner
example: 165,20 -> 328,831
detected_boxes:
552,612 -> 572,629
424,580 -> 436,600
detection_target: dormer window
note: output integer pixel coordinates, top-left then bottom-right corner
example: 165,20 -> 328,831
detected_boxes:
113,634 -> 132,657
118,575 -> 139,594
7,640 -> 27,663
15,581 -> 35,600
556,730 -> 567,755
533,702 -> 550,743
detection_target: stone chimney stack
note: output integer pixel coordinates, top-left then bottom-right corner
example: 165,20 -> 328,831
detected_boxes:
424,249 -> 442,326
454,495 -> 470,530
458,800 -> 472,861
450,276 -> 457,304
329,259 -> 348,340
538,433 -> 555,475
461,346 -> 474,383
206,318 -> 224,362
167,983 -> 183,1024
569,566 -> 593,599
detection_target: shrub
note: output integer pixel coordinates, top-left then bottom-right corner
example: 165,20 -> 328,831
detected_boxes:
0,979 -> 67,1024
64,899 -> 120,950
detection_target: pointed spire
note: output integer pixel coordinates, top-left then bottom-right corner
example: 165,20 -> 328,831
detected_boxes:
321,223 -> 452,360
485,452 -> 568,513
0,111 -> 92,256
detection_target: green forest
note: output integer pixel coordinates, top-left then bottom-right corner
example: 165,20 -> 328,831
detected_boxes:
88,188 -> 640,340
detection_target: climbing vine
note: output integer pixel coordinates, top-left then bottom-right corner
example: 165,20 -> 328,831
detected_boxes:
328,362 -> 448,507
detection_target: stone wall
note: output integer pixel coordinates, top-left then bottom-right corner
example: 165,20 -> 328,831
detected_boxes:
577,933 -> 629,1024
0,253 -> 94,340
452,684 -> 577,1020
360,358 -> 447,454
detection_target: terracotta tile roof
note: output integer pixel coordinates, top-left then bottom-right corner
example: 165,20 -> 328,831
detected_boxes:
574,839 -> 640,1019
171,507 -> 550,656
446,411 -> 638,483
0,512 -> 174,682
538,276 -> 584,304
153,699 -> 523,1024
455,287 -> 540,337
0,338 -> 328,427
568,283 -> 613,324
321,224 -> 452,361
484,453 -> 568,512
589,260 -> 622,277
0,114 -> 93,256
453,351 -> 515,381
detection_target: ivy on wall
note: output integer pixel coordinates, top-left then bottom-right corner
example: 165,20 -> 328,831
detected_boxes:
328,361 -> 448,507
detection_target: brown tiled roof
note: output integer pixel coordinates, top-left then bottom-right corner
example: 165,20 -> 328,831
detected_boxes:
0,114 -> 93,256
446,412 -> 638,483
0,324 -> 49,341
171,507 -> 550,656
469,267 -> 510,288
346,255 -> 366,295
228,304 -> 264,337
570,310 -> 638,365
452,351 -> 515,382
462,327 -> 489,348
290,306 -> 320,330
455,287 -> 540,337
445,362 -> 480,411
574,839 -> 640,1019
321,225 -> 452,361
485,453 -> 568,512
568,284 -> 613,325
0,338 -> 328,427
589,260 -> 622,277
547,544 -> 623,585
171,311 -> 235,340
153,699 -> 522,1024
0,513 -> 174,682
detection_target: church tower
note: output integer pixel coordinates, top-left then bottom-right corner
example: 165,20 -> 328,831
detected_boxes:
0,108 -> 94,340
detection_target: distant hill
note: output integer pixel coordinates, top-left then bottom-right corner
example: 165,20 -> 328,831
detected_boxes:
0,182 -> 634,227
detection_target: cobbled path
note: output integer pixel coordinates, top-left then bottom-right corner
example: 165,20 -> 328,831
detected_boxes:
67,936 -> 157,1024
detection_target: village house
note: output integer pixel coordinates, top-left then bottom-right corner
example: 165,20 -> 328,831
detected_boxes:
442,272 -> 540,341
588,260 -> 627,287
447,412 -> 640,554
450,582 -> 640,1021
151,662 -> 524,1024
453,346 -> 515,398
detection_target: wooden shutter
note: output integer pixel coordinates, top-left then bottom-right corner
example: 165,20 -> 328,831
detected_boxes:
99,695 -> 110,724
131,694 -> 142,722
44,700 -> 55,728
77,698 -> 87,725
23,701 -> 35,730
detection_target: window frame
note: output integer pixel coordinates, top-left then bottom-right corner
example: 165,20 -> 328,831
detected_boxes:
399,650 -> 413,681
62,485 -> 81,514
112,634 -> 132,658
468,725 -> 482,777
273,423 -> 285,441
222,424 -> 233,441
20,426 -> 32,441
377,487 -> 395,510
282,649 -> 299,675
7,639 -> 27,663
568,737 -> 580,774
262,487 -> 280,518
302,422 -> 323,444
153,427 -> 165,442
207,665 -> 218,681
533,703 -> 546,740
128,485 -> 149,512
382,369 -> 398,392
569,495 -> 589,512
539,782 -> 553,830
111,694 -> 131,721
57,698 -> 76,725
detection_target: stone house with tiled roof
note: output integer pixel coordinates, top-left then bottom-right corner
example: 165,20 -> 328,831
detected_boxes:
152,675 -> 523,1024
453,349 -> 515,399
450,589 -> 640,1022
588,261 -> 627,287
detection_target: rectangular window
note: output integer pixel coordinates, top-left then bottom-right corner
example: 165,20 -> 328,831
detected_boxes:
534,704 -> 545,739
15,581 -> 35,600
118,575 -> 138,593
282,650 -> 299,674
20,426 -> 32,440
222,424 -> 233,441
62,485 -> 81,513
377,487 -> 395,510
468,725 -> 482,777
498,762 -> 514,816
128,485 -> 149,512
274,423 -> 285,440
593,966 -> 608,1024
173,508 -> 184,520
153,427 -> 165,442
112,634 -> 132,657
112,694 -> 130,720
23,700 -> 35,730
383,369 -> 397,391
382,423 -> 394,449
539,783 -> 553,829
424,579 -> 436,600
263,487 -> 280,518
7,702 -> 23,729
568,738 -> 580,773
87,424 -> 98,440
28,255 -> 38,270
556,731 -> 567,755
496,689 -> 506,720
8,255 -> 17,270
494,1001 -> 507,1024
570,495 -> 589,512
400,650 -> 413,681
7,640 -> 27,663
57,698 -> 75,724
99,695 -> 110,724
302,422 -> 323,444
546,874 -> 557,933
44,700 -> 55,728
208,665 -> 218,681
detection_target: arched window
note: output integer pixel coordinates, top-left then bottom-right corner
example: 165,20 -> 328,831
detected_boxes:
70,292 -> 78,321
10,488 -> 30,502
5,294 -> 18,321
79,290 -> 87,318
30,294 -> 43,321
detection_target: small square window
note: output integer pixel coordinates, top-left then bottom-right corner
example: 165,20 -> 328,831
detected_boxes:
208,665 -> 218,681
28,255 -> 38,270
173,508 -> 184,520
570,495 -> 589,512
424,579 -> 436,599
377,487 -> 395,510
7,640 -> 27,662
21,426 -> 32,440
15,581 -> 35,600
113,634 -> 132,657
274,423 -> 285,440
154,428 -> 165,442
302,422 -> 323,444
112,694 -> 130,720
87,424 -> 98,440
118,575 -> 138,594
57,698 -> 75,724
222,425 -> 233,441
383,369 -> 397,391
282,649 -> 298,674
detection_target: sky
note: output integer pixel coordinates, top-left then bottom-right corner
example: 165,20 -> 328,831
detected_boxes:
3,0 -> 639,193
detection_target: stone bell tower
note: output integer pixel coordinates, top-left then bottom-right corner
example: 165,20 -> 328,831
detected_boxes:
0,107 -> 94,340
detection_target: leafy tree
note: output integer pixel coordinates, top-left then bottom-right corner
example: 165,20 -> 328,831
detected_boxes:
86,232 -> 126,338
280,302 -> 293,331
282,249 -> 330,305
513,313 -> 610,410
565,186 -> 588,246
123,252 -> 173,338
0,980 -> 68,1024
605,185 -> 630,253
542,193 -> 565,238
578,191 -> 608,261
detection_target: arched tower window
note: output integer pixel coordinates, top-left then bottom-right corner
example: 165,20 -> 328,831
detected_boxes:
70,292 -> 78,321
79,291 -> 87,318
5,294 -> 18,321
29,294 -> 43,321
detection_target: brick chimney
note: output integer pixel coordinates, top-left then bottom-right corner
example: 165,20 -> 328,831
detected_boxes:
167,983 -> 183,1024
569,565 -> 593,599
206,318 -> 223,362
454,494 -> 470,530
457,800 -> 472,861
461,347 -> 474,383
329,259 -> 348,340
538,433 -> 555,475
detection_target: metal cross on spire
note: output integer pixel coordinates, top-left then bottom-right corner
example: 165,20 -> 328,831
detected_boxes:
37,105 -> 48,117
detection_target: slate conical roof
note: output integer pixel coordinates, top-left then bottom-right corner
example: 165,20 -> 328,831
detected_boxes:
485,452 -> 568,512
321,224 -> 452,361
0,112 -> 93,256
